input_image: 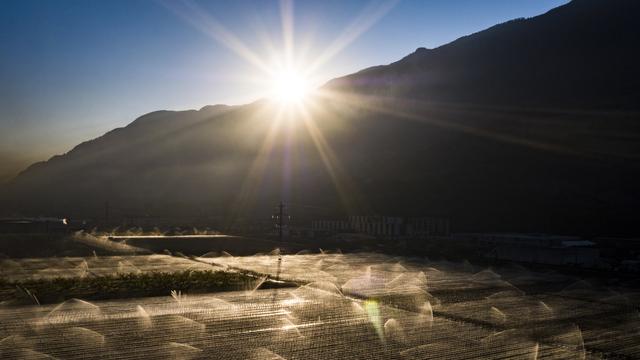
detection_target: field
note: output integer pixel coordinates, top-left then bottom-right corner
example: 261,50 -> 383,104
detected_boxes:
1,248 -> 640,359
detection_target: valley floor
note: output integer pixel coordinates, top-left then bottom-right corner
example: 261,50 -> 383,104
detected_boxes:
1,252 -> 640,359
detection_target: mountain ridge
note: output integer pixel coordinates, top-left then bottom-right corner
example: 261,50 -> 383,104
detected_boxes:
327,0 -> 640,110
3,0 -> 640,236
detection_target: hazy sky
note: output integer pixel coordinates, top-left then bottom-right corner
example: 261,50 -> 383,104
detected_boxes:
0,0 -> 567,179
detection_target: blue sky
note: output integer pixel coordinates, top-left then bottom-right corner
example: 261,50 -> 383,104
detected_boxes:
0,0 -> 567,176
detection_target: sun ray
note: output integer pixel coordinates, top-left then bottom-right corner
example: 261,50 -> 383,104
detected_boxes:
280,0 -> 295,67
305,0 -> 399,76
297,101 -> 367,215
226,104 -> 285,229
161,0 -> 272,74
162,0 -> 397,104
162,0 -> 398,217
317,88 -> 589,157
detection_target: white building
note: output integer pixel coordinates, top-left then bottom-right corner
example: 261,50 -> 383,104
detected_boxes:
311,215 -> 450,238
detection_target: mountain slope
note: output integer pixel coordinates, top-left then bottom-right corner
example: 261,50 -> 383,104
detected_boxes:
328,0 -> 640,109
2,0 -> 640,235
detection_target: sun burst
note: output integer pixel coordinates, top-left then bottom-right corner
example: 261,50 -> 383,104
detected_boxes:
270,67 -> 311,104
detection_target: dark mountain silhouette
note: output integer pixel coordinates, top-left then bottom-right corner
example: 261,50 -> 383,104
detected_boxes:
2,0 -> 640,236
328,0 -> 640,110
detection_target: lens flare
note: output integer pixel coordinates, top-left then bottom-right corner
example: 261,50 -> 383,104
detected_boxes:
364,299 -> 385,342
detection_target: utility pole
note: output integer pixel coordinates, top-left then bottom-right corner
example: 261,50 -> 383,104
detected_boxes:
272,201 -> 289,242
278,201 -> 284,242
271,201 -> 290,285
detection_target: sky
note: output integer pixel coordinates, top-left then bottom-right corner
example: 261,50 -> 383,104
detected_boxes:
0,0 -> 567,180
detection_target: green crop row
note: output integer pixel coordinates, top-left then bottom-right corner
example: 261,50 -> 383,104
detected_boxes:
0,270 -> 273,304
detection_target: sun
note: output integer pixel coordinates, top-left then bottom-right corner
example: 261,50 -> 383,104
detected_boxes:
270,68 -> 311,104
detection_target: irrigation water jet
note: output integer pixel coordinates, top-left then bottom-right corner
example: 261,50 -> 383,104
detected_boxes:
135,305 -> 152,332
489,306 -> 507,324
44,298 -> 102,324
384,318 -> 407,344
162,341 -> 202,360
